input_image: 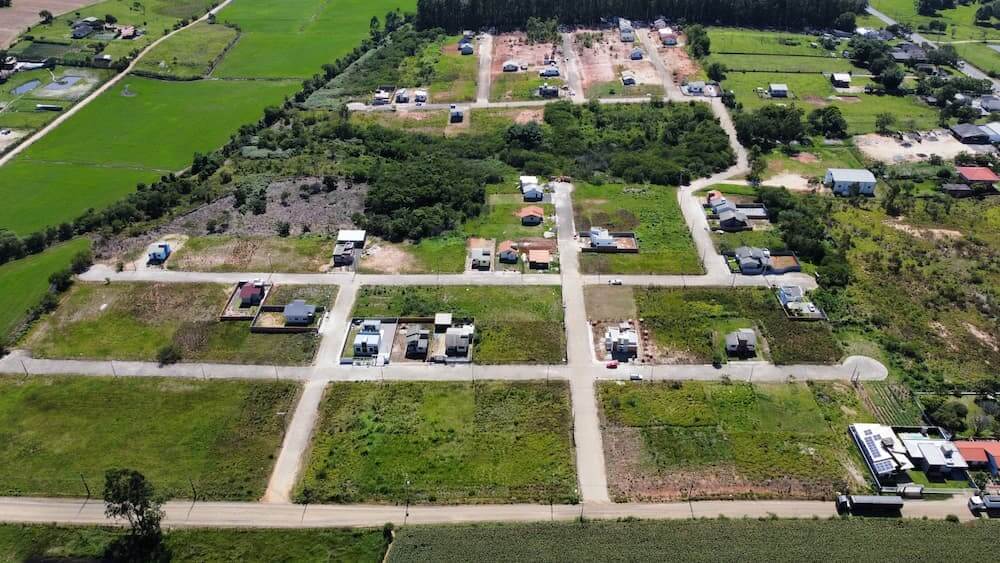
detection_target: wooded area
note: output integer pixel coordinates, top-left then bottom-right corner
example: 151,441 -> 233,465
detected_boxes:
416,0 -> 868,31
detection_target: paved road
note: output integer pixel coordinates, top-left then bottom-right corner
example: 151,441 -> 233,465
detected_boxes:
476,33 -> 493,104
866,6 -> 999,90
0,0 -> 236,167
0,496 -> 975,528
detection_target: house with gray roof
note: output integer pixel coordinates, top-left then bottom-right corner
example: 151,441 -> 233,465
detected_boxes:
824,168 -> 876,196
725,328 -> 757,358
718,209 -> 750,232
734,246 -> 770,275
284,300 -> 316,326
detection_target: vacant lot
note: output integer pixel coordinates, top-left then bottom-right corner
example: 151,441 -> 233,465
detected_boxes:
359,237 -> 467,274
871,0 -> 1000,41
170,236 -> 333,273
25,282 -> 333,365
490,32 -> 562,101
600,380 -> 871,501
709,28 -> 845,56
398,34 -> 478,103
0,524 -> 388,561
0,239 -> 89,343
134,22 -> 239,79
572,30 -> 664,99
635,288 -> 841,364
0,77 -> 297,235
214,0 -> 417,79
708,53 -> 855,73
952,42 -> 1000,76
575,183 -> 701,275
298,381 -> 576,504
0,375 -> 297,499
390,519 -> 1000,561
352,286 -> 565,364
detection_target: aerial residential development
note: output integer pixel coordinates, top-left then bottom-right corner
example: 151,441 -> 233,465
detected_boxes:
0,0 -> 999,560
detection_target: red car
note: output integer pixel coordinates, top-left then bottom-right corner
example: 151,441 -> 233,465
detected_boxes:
606,360 -> 619,369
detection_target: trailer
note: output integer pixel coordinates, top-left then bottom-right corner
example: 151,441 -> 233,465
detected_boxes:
836,494 -> 903,516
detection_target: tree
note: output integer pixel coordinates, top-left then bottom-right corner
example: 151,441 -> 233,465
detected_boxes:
807,106 -> 848,138
875,112 -> 897,134
105,14 -> 117,24
103,469 -> 166,560
878,64 -> 905,90
686,24 -> 711,58
38,9 -> 53,24
505,122 -> 544,149
930,400 -> 969,433
928,44 -> 958,67
834,12 -> 856,32
70,249 -> 93,274
48,268 -> 73,292
275,221 -> 291,237
706,61 -> 727,82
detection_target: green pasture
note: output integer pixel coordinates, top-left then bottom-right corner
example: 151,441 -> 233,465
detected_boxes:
134,22 -> 239,79
491,72 -> 562,102
871,0 -> 1000,41
952,42 -> 1000,76
707,53 -> 855,73
708,28 -> 844,56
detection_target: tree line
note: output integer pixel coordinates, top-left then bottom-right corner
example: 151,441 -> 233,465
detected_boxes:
416,0 -> 868,31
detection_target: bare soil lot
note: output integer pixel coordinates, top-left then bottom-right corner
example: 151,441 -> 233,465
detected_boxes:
573,30 -> 661,96
490,32 -> 560,78
854,131 -> 982,163
0,128 -> 29,153
652,32 -> 699,84
1,0 -> 96,48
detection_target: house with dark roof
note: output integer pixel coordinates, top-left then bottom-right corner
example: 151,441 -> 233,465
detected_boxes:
239,282 -> 265,307
718,209 -> 750,232
283,300 -> 316,325
405,329 -> 430,358
824,168 -> 877,196
725,328 -> 756,358
498,240 -> 518,263
889,42 -> 927,65
951,123 -> 990,145
734,246 -> 770,275
940,183 -> 973,198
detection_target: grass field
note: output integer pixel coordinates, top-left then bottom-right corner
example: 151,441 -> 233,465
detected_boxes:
952,42 -> 1000,76
350,109 -> 451,135
575,183 -> 702,275
0,524 -> 388,562
585,81 -> 665,99
635,288 -> 841,364
352,286 -> 565,363
399,35 -> 478,102
706,53 -> 856,73
491,72 -> 563,102
214,0 -> 418,79
722,72 -> 939,134
0,376 -> 296,499
708,28 -> 845,56
134,22 -> 239,79
0,239 -> 90,342
169,235 -> 333,273
0,77 -> 297,234
600,380 -> 872,501
764,141 -> 867,180
390,519 -> 1000,561
297,381 -> 577,504
25,282 -> 334,364
871,0 -> 1000,41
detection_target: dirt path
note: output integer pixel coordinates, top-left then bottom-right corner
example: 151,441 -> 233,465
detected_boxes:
476,33 -> 493,104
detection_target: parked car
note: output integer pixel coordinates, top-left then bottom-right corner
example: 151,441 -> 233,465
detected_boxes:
606,360 -> 619,369
628,373 -> 643,381
608,279 -> 623,285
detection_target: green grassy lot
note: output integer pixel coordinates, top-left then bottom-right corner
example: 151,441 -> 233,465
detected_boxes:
214,0 -> 418,79
350,109 -> 451,135
600,381 -> 872,501
0,77 -> 297,234
722,72 -> 939,134
952,42 -> 1000,76
0,239 -> 90,342
297,381 -> 577,504
25,282 -> 334,365
0,524 -> 388,562
635,288 -> 841,364
359,237 -> 467,274
764,141 -> 867,181
708,28 -> 845,56
390,519 -> 1000,561
707,53 -> 856,73
399,35 -> 478,102
871,0 -> 1000,41
575,183 -> 702,275
169,235 -> 333,273
134,22 -> 239,79
491,72 -> 563,102
352,286 -> 565,364
467,107 -> 545,136
0,376 -> 296,499
586,80 -> 664,100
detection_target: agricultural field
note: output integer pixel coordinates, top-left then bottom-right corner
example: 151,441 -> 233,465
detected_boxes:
708,29 -> 846,56
861,381 -> 926,426
574,183 -> 702,275
133,21 -> 239,79
350,109 -> 451,135
389,519 -> 1000,561
871,0 -> 1000,41
0,67 -> 113,133
722,72 -> 940,134
297,381 -> 577,504
169,235 -> 334,273
0,76 -> 297,234
0,238 -> 89,342
352,286 -> 566,364
214,0 -> 418,79
599,380 -> 872,501
24,282 -> 335,365
0,524 -> 388,562
952,42 -> 1000,76
634,288 -> 841,365
0,375 -> 297,499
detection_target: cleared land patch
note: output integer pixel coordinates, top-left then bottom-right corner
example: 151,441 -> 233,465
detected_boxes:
600,380 -> 872,501
134,21 -> 239,79
0,375 -> 297,499
297,381 -> 577,504
352,286 -> 566,364
169,235 -> 333,273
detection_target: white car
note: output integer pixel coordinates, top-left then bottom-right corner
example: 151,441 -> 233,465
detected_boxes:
628,373 -> 643,381
608,279 -> 623,285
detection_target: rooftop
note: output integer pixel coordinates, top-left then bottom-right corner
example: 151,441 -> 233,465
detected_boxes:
336,229 -> 366,243
957,166 -> 1000,183
827,168 -> 876,183
528,249 -> 551,263
953,440 -> 1000,464
518,206 -> 545,218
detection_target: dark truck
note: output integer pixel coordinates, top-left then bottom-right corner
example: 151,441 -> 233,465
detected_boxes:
836,494 -> 904,516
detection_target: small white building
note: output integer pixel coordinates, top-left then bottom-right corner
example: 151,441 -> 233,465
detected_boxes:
831,73 -> 852,88
445,324 -> 475,355
658,27 -> 678,45
589,227 -> 616,248
824,168 -> 877,196
520,176 -> 543,201
777,285 -> 805,306
337,229 -> 367,246
621,71 -> 636,86
353,319 -> 382,357
604,322 -> 639,357
413,89 -> 428,103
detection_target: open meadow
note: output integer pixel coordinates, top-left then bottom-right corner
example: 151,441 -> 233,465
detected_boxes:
0,375 -> 297,499
134,21 -> 239,79
352,286 -> 566,364
871,0 -> 1000,41
297,381 -> 577,504
599,380 -> 872,501
952,42 -> 1000,76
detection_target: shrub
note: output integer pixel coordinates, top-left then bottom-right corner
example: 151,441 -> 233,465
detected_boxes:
157,344 -> 182,365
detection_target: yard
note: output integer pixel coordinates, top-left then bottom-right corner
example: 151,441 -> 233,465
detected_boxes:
24,282 -> 335,365
871,0 -> 1000,41
169,235 -> 333,273
634,288 -> 841,365
133,21 -> 239,79
0,375 -> 297,499
491,72 -> 564,102
352,286 -> 566,364
574,183 -> 702,275
708,28 -> 846,56
599,380 -> 872,501
296,381 -> 577,504
398,34 -> 478,102
359,237 -> 467,274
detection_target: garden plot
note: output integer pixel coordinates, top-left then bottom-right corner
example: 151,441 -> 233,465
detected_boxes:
599,380 -> 873,502
490,32 -> 564,101
571,30 -> 663,98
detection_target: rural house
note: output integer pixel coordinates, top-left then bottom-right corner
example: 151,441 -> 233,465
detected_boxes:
518,206 -> 545,225
824,168 -> 876,196
147,242 -> 171,263
957,166 -> 999,187
538,83 -> 559,98
395,88 -> 410,103
777,285 -> 804,306
768,83 -> 789,98
940,183 -> 973,198
734,246 -> 770,275
588,227 -> 616,248
830,73 -> 851,88
353,319 -> 382,357
618,18 -> 635,42
460,43 -> 474,55
414,89 -> 428,103
498,240 -> 519,264
950,123 -> 990,145
725,328 -> 757,358
528,249 -> 551,269
980,96 -> 1000,113
621,71 -> 636,86
539,66 -> 560,77
434,313 -> 453,332
239,281 -> 266,307
630,48 -> 643,60
445,324 -> 475,355
659,27 -> 678,45
980,121 -> 1000,143
604,322 -> 639,358
283,300 -> 316,326
685,81 -> 705,95
889,42 -> 927,65
520,176 -> 544,201
449,105 -> 464,123
953,441 -> 1000,476
470,247 -> 492,270
718,209 -> 750,231
405,329 -> 430,358
502,60 -> 519,72
849,423 -> 915,479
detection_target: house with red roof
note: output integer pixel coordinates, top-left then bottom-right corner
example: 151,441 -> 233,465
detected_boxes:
953,440 -> 1000,476
956,166 -> 1000,186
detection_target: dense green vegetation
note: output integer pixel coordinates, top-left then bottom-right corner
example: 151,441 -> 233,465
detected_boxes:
298,381 -> 577,503
353,286 -> 565,363
600,381 -> 871,500
390,519 -> 1000,561
0,376 -> 296,499
635,288 -> 842,365
0,524 -> 389,562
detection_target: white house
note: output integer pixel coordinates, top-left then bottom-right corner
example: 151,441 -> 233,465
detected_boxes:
850,423 -> 914,478
776,285 -> 805,306
621,71 -> 636,86
831,73 -> 852,88
604,322 -> 639,357
589,227 -> 616,248
824,168 -> 877,196
446,325 -> 475,355
413,89 -> 428,103
353,319 -> 382,357
520,176 -> 543,201
502,60 -> 519,72
658,27 -> 678,45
